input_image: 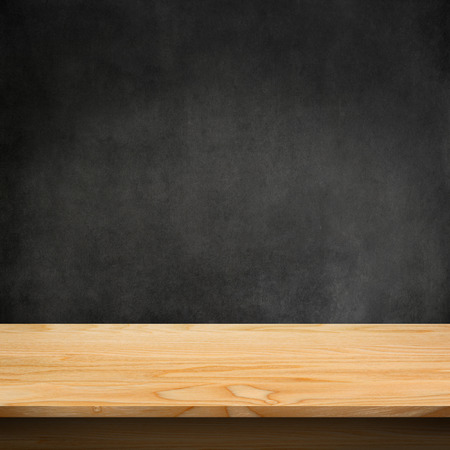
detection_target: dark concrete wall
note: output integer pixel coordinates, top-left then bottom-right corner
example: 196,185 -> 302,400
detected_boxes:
2,0 -> 450,322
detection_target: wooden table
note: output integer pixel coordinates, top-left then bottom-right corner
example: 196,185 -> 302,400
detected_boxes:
1,324 -> 449,418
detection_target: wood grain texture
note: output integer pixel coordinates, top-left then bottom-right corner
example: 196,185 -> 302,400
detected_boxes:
1,418 -> 450,449
1,324 -> 449,417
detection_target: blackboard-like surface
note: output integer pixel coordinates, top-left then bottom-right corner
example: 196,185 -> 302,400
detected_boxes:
1,0 -> 450,323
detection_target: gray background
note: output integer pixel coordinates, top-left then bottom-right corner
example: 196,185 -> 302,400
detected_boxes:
1,0 -> 450,322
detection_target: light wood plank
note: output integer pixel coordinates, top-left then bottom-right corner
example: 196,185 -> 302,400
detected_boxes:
1,324 -> 449,417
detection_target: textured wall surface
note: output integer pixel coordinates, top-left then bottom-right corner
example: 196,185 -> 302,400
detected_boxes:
1,0 -> 450,323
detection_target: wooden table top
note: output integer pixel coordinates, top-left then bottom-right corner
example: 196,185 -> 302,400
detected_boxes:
1,324 -> 449,417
